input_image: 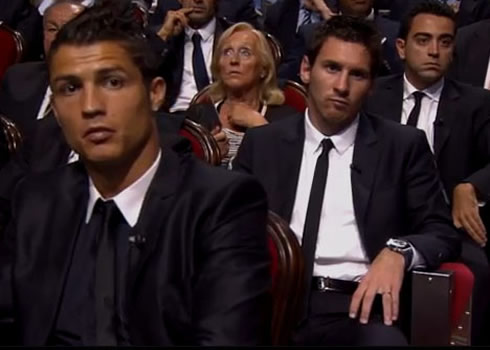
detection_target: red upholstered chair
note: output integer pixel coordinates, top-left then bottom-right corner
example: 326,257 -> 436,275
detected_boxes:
178,118 -> 221,166
282,80 -> 307,114
410,262 -> 474,346
0,22 -> 24,81
267,211 -> 305,345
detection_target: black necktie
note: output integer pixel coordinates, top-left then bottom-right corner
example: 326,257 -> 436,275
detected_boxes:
92,199 -> 121,346
406,91 -> 425,127
192,32 -> 210,91
301,139 -> 335,316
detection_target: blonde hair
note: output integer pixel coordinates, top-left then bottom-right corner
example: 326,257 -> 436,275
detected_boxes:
208,22 -> 285,105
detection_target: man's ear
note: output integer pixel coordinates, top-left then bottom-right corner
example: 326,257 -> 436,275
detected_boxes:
300,55 -> 312,85
395,38 -> 406,60
149,77 -> 166,111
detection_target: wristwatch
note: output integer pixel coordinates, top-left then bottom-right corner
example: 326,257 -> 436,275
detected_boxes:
386,238 -> 414,269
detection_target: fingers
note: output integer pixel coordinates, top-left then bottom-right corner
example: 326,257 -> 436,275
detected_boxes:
453,208 -> 487,246
349,284 -> 365,320
213,130 -> 227,142
359,289 -> 376,324
381,291 -> 392,326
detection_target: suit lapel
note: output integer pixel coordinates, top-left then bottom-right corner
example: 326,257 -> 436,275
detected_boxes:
383,75 -> 404,122
276,116 -> 305,222
351,114 -> 381,239
127,148 -> 181,296
27,163 -> 88,344
433,80 -> 460,159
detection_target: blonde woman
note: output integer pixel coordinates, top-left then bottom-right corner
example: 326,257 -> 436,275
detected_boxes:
186,22 -> 297,167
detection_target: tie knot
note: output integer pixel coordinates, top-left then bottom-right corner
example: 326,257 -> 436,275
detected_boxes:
94,199 -> 118,218
192,32 -> 202,44
412,91 -> 425,103
321,138 -> 334,153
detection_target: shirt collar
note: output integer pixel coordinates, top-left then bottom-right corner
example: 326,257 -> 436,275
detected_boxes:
185,17 -> 216,42
85,150 -> 161,226
403,74 -> 444,102
304,108 -> 359,155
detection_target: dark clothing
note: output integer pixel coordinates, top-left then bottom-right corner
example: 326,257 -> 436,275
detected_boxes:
364,75 -> 490,205
148,0 -> 260,29
0,145 -> 271,345
449,19 -> 490,88
147,17 -> 231,110
232,111 -> 460,345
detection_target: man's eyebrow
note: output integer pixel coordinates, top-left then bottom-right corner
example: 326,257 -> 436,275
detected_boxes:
51,66 -> 128,84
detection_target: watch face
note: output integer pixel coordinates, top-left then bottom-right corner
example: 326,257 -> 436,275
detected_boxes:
388,238 -> 409,249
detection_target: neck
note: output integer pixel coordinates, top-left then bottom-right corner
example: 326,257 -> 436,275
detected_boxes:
226,88 -> 261,109
86,129 -> 160,199
341,7 -> 371,18
405,70 -> 442,90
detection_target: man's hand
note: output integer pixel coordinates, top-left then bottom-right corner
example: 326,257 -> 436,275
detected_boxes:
157,8 -> 193,41
226,102 -> 268,129
211,126 -> 229,160
305,0 -> 337,20
349,248 -> 405,326
452,183 -> 487,247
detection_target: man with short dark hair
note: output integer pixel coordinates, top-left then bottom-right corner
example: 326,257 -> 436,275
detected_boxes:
364,0 -> 490,344
0,1 -> 271,346
233,15 -> 461,346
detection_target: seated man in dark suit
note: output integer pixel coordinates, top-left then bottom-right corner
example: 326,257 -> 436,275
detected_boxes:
0,1 -> 271,346
0,0 -> 86,141
147,0 -> 234,112
449,18 -> 490,89
363,0 -> 490,344
233,15 -> 461,346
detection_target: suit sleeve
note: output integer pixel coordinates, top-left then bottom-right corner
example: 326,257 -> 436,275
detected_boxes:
230,129 -> 255,174
193,175 -> 271,345
402,131 -> 462,269
463,98 -> 490,201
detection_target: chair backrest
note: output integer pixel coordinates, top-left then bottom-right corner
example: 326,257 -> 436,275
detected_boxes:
282,80 -> 307,114
178,118 -> 221,166
0,22 -> 24,81
0,114 -> 23,167
267,211 -> 304,345
264,31 -> 282,69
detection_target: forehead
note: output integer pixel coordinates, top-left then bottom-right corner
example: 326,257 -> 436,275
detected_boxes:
44,3 -> 83,24
314,37 -> 372,71
224,30 -> 257,47
50,42 -> 138,79
409,14 -> 455,35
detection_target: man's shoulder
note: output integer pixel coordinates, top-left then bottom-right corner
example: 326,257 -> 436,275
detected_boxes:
373,73 -> 403,90
445,78 -> 490,104
365,112 -> 426,144
246,112 -> 303,139
457,18 -> 490,38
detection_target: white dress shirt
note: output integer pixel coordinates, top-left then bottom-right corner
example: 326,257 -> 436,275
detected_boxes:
290,110 -> 369,281
85,150 -> 161,226
402,74 -> 444,152
170,18 -> 216,112
36,87 -> 52,120
484,55 -> 490,90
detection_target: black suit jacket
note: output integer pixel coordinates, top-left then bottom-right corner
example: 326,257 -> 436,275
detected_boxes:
148,0 -> 259,28
233,112 -> 461,268
0,147 -> 271,345
147,17 -> 231,110
364,74 -> 490,206
0,61 -> 49,141
449,19 -> 490,88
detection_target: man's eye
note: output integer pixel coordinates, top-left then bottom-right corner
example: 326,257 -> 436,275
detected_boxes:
57,83 -> 78,95
104,77 -> 124,89
325,64 -> 340,73
416,37 -> 429,45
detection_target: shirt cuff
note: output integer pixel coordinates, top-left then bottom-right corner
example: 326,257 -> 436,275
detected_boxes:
408,242 -> 426,270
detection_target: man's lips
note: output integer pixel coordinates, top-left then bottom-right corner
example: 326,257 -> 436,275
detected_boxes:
83,126 -> 115,143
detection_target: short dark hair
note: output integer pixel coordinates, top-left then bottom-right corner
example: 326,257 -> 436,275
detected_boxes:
47,0 -> 160,86
398,0 -> 457,40
305,16 -> 382,78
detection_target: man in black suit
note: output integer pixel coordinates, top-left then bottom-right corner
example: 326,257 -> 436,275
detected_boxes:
387,0 -> 490,27
148,0 -> 260,28
233,16 -> 460,345
449,18 -> 490,88
0,2 -> 271,346
0,0 -> 86,141
147,0 -> 233,112
363,0 -> 490,344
